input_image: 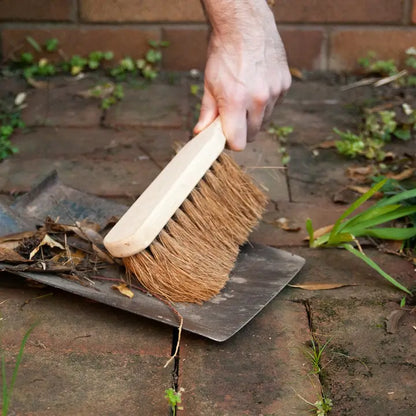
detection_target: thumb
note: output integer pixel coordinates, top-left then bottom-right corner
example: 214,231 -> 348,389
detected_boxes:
193,87 -> 218,135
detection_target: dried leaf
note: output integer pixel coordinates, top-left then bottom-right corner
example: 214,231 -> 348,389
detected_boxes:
0,247 -> 28,263
316,140 -> 336,149
112,283 -> 134,298
49,249 -> 85,266
347,185 -> 383,198
289,67 -> 303,80
274,217 -> 301,232
92,244 -> 114,264
346,166 -> 374,181
27,77 -> 48,89
0,231 -> 37,244
29,234 -> 65,260
386,168 -> 414,181
289,283 -> 357,291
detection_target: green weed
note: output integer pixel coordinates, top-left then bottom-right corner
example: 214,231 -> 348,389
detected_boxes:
1,324 -> 37,415
267,124 -> 294,165
304,338 -> 331,375
165,387 -> 183,416
334,106 -> 415,161
307,178 -> 416,295
0,96 -> 25,161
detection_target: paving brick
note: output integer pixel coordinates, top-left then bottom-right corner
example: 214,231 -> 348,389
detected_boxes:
250,201 -> 345,248
12,127 -> 188,167
21,87 -> 49,127
162,27 -> 209,71
329,28 -> 416,72
279,247 -> 416,302
279,29 -> 326,70
308,298 -> 416,415
0,157 -> 160,197
4,351 -> 170,415
80,0 -> 205,22
105,83 -> 188,129
287,143 -> 353,203
272,0 -> 404,23
1,27 -> 161,63
179,300 -> 320,415
0,282 -> 171,356
230,131 -> 289,202
0,0 -> 75,21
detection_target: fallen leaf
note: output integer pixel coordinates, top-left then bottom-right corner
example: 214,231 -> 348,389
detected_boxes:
0,231 -> 37,244
29,234 -> 65,260
304,224 -> 334,241
77,83 -> 115,99
274,217 -> 301,232
289,283 -> 357,290
27,77 -> 48,89
49,249 -> 85,266
386,168 -> 414,181
346,166 -> 374,181
0,247 -> 28,263
289,67 -> 303,80
112,283 -> 134,298
316,140 -> 336,149
92,244 -> 114,264
347,185 -> 383,198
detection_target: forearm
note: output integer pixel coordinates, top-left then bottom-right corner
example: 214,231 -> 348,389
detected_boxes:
201,0 -> 275,38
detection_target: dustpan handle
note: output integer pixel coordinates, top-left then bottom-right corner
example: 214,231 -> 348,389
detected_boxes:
104,117 -> 226,258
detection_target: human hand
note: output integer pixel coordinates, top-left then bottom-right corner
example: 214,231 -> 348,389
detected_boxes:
195,0 -> 291,151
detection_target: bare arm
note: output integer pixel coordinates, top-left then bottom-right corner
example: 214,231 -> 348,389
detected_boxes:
195,0 -> 291,151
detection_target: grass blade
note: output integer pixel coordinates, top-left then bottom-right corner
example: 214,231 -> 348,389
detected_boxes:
25,36 -> 42,52
375,188 -> 416,208
306,218 -> 315,247
358,227 -> 416,240
340,204 -> 401,231
329,179 -> 387,240
342,244 -> 412,295
346,206 -> 416,235
8,324 -> 37,399
2,354 -> 9,416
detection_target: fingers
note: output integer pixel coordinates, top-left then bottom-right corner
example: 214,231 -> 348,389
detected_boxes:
193,87 -> 218,135
219,107 -> 248,151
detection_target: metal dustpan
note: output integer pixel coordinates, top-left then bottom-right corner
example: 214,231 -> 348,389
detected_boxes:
0,173 -> 305,342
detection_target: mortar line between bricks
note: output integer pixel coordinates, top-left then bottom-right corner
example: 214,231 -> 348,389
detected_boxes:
303,300 -> 327,395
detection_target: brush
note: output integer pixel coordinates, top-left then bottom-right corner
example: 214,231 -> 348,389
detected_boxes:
103,118 -> 267,304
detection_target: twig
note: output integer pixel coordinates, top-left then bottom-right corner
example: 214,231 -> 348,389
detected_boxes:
374,70 -> 408,87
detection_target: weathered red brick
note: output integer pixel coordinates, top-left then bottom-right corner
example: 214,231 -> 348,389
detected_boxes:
413,0 -> 416,24
0,0 -> 75,21
279,29 -> 325,70
162,27 -> 208,71
80,0 -> 205,22
1,27 -> 160,63
272,0 -> 404,23
330,29 -> 416,71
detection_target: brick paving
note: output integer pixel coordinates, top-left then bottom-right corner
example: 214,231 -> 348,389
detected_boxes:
0,74 -> 415,415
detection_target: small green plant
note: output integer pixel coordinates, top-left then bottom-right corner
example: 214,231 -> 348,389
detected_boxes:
267,124 -> 294,165
110,40 -> 169,81
165,387 -> 183,416
0,95 -> 25,161
297,392 -> 333,416
304,338 -> 331,375
334,107 -> 415,161
1,324 -> 37,416
100,83 -> 124,110
307,178 -> 416,295
358,51 -> 398,76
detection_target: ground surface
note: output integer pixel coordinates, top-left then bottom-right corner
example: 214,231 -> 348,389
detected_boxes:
0,72 -> 415,415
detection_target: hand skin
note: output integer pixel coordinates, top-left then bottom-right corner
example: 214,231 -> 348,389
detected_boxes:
195,0 -> 291,151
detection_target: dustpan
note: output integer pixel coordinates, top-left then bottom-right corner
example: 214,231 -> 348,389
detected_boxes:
0,173 -> 305,342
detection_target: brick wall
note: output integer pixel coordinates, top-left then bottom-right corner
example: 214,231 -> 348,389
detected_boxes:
1,0 -> 416,72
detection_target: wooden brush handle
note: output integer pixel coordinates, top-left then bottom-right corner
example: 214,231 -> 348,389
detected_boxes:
104,117 -> 226,258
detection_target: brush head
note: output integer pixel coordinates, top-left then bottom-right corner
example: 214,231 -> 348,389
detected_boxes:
123,153 -> 268,304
